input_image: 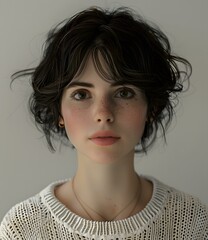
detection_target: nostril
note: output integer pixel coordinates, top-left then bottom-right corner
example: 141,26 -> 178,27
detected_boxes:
96,117 -> 113,123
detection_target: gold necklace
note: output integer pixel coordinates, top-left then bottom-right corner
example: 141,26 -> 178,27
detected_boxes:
71,175 -> 142,221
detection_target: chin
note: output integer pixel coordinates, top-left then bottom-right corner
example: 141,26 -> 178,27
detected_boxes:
87,149 -> 132,165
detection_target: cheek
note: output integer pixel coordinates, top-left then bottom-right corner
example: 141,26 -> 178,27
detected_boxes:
61,104 -> 89,140
127,114 -> 146,137
122,103 -> 147,128
126,108 -> 147,144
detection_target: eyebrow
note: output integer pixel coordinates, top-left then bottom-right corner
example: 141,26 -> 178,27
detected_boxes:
66,82 -> 94,88
66,81 -> 129,89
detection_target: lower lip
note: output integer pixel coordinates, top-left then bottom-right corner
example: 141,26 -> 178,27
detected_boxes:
90,137 -> 120,146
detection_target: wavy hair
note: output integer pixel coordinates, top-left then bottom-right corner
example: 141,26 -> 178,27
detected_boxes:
11,7 -> 192,153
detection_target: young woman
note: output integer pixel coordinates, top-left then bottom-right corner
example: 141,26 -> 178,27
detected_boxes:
0,7 -> 207,239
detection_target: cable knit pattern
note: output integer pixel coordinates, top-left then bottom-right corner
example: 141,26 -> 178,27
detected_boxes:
0,176 -> 207,239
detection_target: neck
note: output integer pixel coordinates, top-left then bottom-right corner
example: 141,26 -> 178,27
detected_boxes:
73,152 -> 142,220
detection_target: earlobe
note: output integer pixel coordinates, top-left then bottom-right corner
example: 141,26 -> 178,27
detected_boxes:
59,118 -> 65,128
59,122 -> 65,128
149,117 -> 154,123
146,117 -> 154,124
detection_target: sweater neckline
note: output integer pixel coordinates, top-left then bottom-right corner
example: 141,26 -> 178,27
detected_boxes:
40,176 -> 168,237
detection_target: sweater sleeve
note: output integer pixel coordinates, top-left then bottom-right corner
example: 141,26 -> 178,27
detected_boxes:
0,195 -> 46,240
203,225 -> 208,239
0,208 -> 22,240
188,196 -> 208,239
200,205 -> 208,239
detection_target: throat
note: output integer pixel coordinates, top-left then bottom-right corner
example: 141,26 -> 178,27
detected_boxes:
54,175 -> 153,222
71,174 -> 144,221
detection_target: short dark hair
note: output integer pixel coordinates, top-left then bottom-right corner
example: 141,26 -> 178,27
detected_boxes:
11,7 -> 192,153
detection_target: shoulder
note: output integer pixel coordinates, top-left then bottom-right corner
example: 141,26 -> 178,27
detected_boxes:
0,194 -> 46,239
147,175 -> 207,211
0,180 -> 64,239
165,183 -> 208,215
155,178 -> 208,237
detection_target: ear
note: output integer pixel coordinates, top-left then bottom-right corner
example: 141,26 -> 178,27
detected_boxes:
58,117 -> 65,128
59,117 -> 64,125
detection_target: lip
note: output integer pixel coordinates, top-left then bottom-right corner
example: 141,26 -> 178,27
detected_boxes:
89,130 -> 120,139
89,131 -> 120,146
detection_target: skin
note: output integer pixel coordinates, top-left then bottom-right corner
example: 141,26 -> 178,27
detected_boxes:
56,56 -> 153,221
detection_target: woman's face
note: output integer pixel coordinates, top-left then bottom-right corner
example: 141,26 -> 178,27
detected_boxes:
60,57 -> 147,163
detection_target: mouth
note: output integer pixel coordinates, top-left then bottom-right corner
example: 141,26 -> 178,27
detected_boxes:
89,131 -> 120,146
90,130 -> 120,139
89,137 -> 120,146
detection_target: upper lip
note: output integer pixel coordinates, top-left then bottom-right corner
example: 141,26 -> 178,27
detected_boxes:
89,131 -> 120,139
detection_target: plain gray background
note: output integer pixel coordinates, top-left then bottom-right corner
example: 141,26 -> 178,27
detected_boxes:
0,0 -> 208,220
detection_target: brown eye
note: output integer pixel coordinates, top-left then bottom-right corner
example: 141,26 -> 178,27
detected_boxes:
115,88 -> 135,99
71,90 -> 90,101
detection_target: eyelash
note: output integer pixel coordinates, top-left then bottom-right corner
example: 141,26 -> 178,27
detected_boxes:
70,87 -> 136,101
115,88 -> 136,99
70,89 -> 89,101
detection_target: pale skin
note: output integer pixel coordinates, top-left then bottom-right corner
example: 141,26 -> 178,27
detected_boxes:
55,55 -> 153,221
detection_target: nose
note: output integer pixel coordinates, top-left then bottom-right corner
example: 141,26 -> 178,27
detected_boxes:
94,98 -> 114,123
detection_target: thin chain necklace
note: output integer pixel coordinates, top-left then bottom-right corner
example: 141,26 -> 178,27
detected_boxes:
71,175 -> 142,221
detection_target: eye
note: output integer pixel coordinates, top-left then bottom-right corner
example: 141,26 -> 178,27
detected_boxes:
115,87 -> 135,99
71,89 -> 90,101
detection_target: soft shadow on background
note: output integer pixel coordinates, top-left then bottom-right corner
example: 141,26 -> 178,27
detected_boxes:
0,0 -> 208,220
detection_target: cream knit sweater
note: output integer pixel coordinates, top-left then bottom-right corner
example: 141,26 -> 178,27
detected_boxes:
0,176 -> 207,239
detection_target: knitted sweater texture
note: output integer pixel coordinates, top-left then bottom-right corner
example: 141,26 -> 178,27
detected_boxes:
0,176 -> 207,239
